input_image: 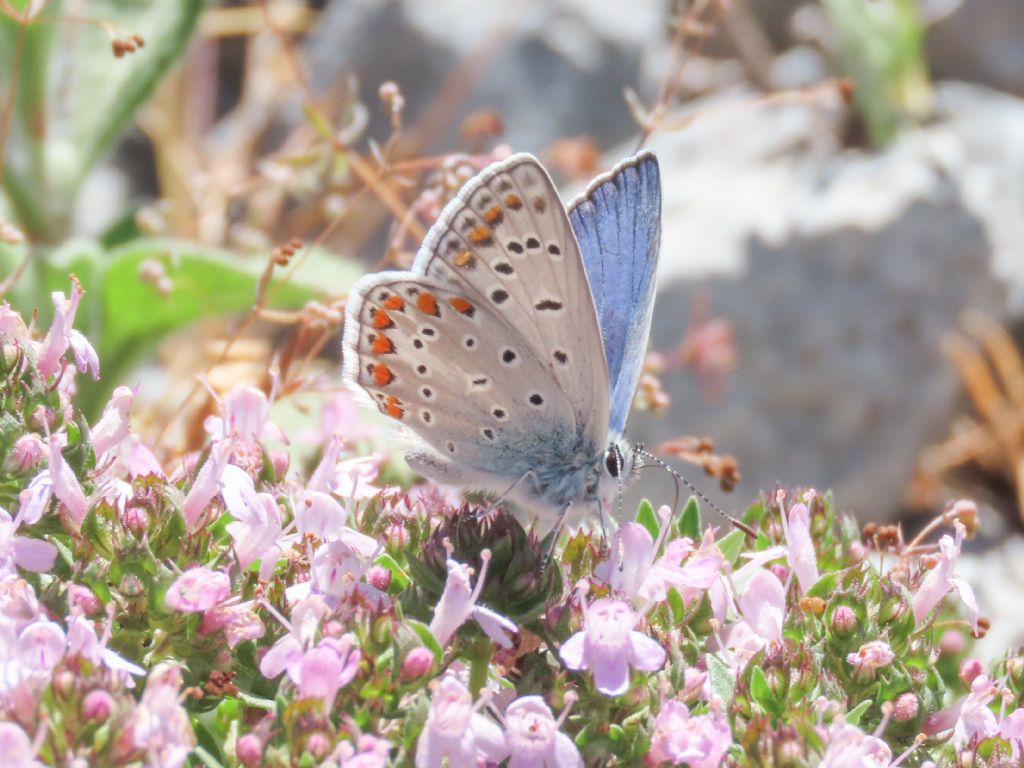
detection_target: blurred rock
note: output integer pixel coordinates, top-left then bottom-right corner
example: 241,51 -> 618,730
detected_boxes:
304,0 -> 668,153
626,82 -> 1023,519
926,0 -> 1024,97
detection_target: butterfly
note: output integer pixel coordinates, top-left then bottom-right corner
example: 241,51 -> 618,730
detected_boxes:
342,151 -> 660,530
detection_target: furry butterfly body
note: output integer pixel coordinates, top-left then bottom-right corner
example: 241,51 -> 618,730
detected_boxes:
342,152 -> 661,528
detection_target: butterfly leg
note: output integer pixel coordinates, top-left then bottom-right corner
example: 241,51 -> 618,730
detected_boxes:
475,470 -> 538,518
542,501 -> 574,568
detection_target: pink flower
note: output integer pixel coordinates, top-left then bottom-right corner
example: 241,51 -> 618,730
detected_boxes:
953,675 -> 999,748
1000,708 -> 1024,760
289,634 -> 360,708
221,465 -> 291,579
48,434 -> 88,526
199,601 -> 265,648
294,489 -> 348,539
37,278 -> 98,381
820,723 -> 893,767
90,386 -> 134,459
912,521 -> 978,633
779,491 -> 819,594
205,384 -> 287,449
0,507 -> 57,575
594,513 -> 696,607
123,663 -> 196,768
328,734 -> 392,767
164,568 -> 231,612
737,569 -> 786,645
847,640 -> 895,678
559,598 -> 666,696
182,441 -> 232,530
16,620 -> 65,672
495,694 -> 582,768
429,548 -> 516,649
647,700 -> 732,767
414,675 -> 506,768
0,722 -> 44,768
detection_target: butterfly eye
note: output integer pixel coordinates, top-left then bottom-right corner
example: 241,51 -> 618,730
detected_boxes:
605,445 -> 624,478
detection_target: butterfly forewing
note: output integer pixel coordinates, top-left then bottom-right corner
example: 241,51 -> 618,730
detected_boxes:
344,274 -> 577,468
413,154 -> 610,441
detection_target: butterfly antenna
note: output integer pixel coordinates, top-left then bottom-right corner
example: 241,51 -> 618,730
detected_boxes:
637,447 -> 756,538
615,446 -> 625,525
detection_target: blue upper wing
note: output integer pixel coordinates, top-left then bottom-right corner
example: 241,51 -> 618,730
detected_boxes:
568,151 -> 661,435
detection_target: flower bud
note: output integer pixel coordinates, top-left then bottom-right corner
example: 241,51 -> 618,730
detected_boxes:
7,434 -> 45,472
68,584 -> 102,615
892,692 -> 919,723
268,450 -> 290,480
82,689 -> 115,721
960,658 -> 983,687
236,734 -> 262,767
401,647 -> 435,680
831,605 -> 857,637
305,732 -> 330,759
367,565 -> 392,592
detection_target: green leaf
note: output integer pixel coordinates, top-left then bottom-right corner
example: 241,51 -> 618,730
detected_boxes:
1,2 -> 202,240
706,652 -> 735,708
635,499 -> 659,539
845,699 -> 873,726
236,691 -> 276,711
717,529 -> 746,565
750,666 -> 772,711
407,619 -> 443,663
677,495 -> 701,540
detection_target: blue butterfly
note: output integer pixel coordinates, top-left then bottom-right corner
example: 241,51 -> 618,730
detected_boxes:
342,152 -> 660,528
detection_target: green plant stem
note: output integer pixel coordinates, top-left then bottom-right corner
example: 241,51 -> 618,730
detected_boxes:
468,638 -> 492,699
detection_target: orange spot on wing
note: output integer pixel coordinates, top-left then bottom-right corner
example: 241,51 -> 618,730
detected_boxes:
371,308 -> 393,329
371,363 -> 394,386
383,294 -> 405,311
372,335 -> 395,355
449,297 -> 474,316
454,250 -> 476,268
385,396 -> 404,419
468,226 -> 494,247
483,206 -> 504,227
504,193 -> 523,210
416,292 -> 440,316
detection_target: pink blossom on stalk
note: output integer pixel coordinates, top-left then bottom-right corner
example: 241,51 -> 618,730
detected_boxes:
327,734 -> 392,767
847,640 -> 895,677
0,722 -> 44,768
15,620 -> 65,672
912,521 -> 979,633
414,675 -> 506,768
182,440 -> 233,530
90,386 -> 134,459
779,491 -> 819,594
199,601 -> 265,648
820,723 -> 893,767
952,674 -> 999,748
495,694 -> 582,768
559,598 -> 666,696
164,568 -> 231,612
36,279 -> 98,381
205,384 -> 287,449
0,507 -> 57,575
429,548 -> 516,649
259,596 -> 329,679
123,663 -> 196,768
647,700 -> 732,767
289,634 -> 360,708
594,514 -> 696,608
221,465 -> 291,579
294,489 -> 347,539
48,434 -> 88,526
1000,708 -> 1024,760
737,569 -> 786,645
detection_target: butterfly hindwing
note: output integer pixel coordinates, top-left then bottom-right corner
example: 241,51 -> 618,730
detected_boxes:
568,151 -> 661,435
413,154 -> 610,442
342,273 -> 577,477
